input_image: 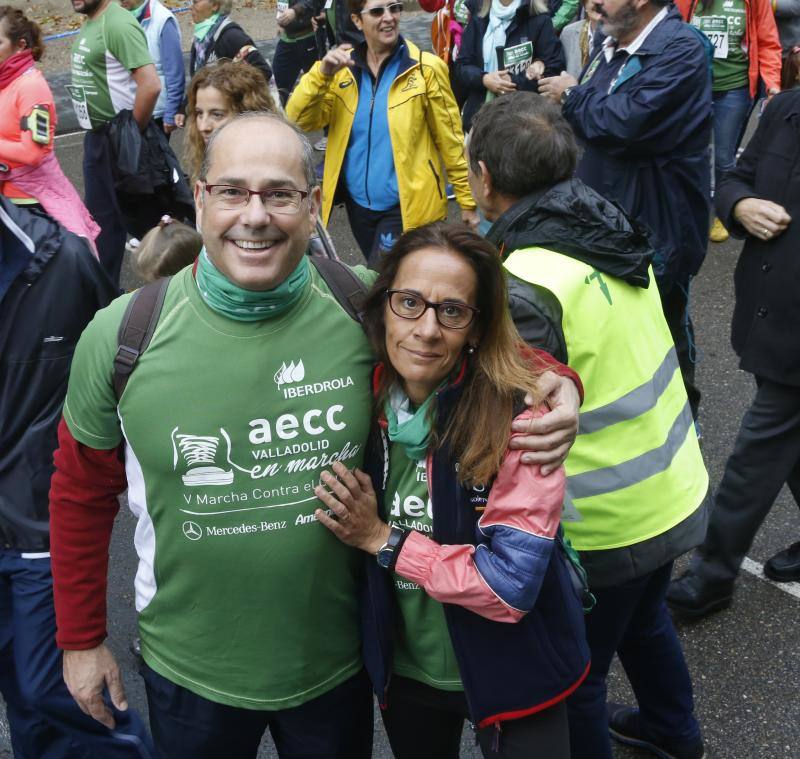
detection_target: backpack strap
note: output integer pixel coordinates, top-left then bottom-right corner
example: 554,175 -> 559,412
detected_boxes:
113,277 -> 171,401
309,257 -> 368,324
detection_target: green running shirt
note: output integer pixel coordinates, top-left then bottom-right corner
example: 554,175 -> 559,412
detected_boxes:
692,0 -> 749,92
64,264 -> 376,709
385,445 -> 463,691
69,3 -> 152,130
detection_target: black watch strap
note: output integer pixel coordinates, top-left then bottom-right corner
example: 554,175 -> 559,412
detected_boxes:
377,526 -> 409,571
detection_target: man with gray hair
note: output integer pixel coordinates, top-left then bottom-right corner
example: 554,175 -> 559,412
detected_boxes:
48,110 -> 584,757
467,92 -> 708,759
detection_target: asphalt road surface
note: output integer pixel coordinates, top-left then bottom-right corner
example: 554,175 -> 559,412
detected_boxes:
2,21 -> 799,759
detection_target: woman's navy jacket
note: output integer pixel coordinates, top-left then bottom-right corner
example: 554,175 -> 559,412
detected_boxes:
455,0 -> 565,130
360,378 -> 590,728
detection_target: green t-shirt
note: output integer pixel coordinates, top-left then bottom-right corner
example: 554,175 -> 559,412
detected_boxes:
692,0 -> 748,91
69,3 -> 152,130
386,445 -> 462,691
63,264 -> 377,709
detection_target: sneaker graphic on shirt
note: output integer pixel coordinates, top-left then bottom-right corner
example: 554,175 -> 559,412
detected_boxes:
171,428 -> 234,486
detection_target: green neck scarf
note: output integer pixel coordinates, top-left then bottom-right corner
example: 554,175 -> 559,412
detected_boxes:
131,0 -> 148,19
195,247 -> 310,321
194,12 -> 221,41
384,385 -> 437,462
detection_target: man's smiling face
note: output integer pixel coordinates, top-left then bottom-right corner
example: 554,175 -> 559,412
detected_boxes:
194,117 -> 321,292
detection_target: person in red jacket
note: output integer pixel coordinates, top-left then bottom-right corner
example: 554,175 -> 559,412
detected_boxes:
676,0 -> 782,243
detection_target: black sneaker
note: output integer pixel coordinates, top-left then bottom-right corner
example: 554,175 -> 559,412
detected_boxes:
763,541 -> 800,582
608,704 -> 705,759
666,570 -> 733,621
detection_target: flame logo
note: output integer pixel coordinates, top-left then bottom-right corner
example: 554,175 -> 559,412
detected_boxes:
274,360 -> 305,386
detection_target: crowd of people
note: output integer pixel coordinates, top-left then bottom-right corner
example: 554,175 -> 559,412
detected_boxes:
0,0 -> 799,757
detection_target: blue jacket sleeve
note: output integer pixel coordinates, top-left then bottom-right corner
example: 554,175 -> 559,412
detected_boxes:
562,33 -> 709,154
159,18 -> 185,126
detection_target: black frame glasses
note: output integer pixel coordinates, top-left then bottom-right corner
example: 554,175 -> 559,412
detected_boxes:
360,2 -> 403,17
386,289 -> 479,329
204,184 -> 310,214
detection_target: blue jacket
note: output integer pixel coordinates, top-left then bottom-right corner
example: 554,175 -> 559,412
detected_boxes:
562,6 -> 712,289
456,0 -> 565,130
361,371 -> 590,729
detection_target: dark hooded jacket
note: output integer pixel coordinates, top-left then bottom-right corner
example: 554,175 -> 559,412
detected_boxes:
0,200 -> 116,551
488,178 -> 653,364
561,5 -> 712,291
487,179 -> 709,585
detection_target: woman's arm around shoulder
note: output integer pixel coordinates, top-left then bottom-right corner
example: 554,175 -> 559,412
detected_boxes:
394,407 -> 565,623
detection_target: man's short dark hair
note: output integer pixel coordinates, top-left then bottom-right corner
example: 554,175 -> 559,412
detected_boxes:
467,93 -> 579,199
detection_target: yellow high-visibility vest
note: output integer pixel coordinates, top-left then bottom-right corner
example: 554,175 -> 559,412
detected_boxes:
504,247 -> 708,551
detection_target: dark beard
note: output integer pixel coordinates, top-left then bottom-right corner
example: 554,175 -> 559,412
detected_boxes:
599,1 -> 639,40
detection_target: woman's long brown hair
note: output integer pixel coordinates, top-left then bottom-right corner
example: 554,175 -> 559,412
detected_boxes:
363,222 -> 546,486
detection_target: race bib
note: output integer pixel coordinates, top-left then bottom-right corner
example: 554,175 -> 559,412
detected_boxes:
503,41 -> 533,76
695,16 -> 729,59
65,84 -> 92,130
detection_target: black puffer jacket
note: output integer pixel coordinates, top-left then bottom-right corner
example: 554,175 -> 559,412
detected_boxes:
487,178 -> 653,363
0,200 -> 116,551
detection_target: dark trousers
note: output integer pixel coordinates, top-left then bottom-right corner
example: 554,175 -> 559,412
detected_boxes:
659,276 -> 701,420
567,562 -> 701,759
691,376 -> 800,586
0,550 -> 155,759
344,196 -> 403,269
382,675 -> 570,759
83,129 -> 129,287
273,37 -> 319,107
142,663 -> 373,759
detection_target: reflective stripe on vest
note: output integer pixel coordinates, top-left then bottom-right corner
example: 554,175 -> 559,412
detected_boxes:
504,246 -> 708,551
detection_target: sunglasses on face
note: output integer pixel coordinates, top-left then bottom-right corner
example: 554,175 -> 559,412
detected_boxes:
360,2 -> 403,18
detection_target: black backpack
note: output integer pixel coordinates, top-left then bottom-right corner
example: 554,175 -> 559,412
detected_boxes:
112,257 -> 368,400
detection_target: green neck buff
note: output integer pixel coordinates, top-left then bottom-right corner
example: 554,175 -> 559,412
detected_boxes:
194,12 -> 221,40
195,247 -> 310,321
384,385 -> 438,462
131,0 -> 148,19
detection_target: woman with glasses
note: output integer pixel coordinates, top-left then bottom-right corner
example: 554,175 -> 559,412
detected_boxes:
287,0 -> 479,268
312,221 -> 590,758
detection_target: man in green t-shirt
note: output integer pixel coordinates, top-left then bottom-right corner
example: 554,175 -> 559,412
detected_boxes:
50,111 -> 580,757
70,0 -> 161,285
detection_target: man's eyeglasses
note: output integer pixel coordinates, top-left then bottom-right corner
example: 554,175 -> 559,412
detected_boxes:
204,184 -> 309,214
360,2 -> 403,18
387,289 -> 479,330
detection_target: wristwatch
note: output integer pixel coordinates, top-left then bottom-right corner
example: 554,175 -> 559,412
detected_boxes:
376,526 -> 408,570
560,86 -> 574,106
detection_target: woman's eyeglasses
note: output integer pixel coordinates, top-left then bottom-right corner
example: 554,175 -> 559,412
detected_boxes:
387,289 -> 479,329
360,2 -> 403,17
